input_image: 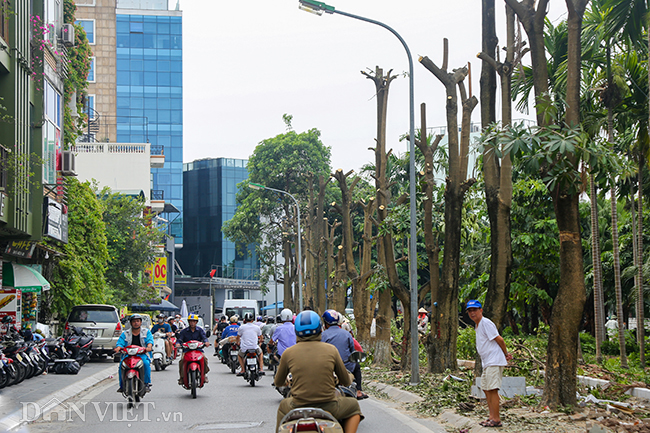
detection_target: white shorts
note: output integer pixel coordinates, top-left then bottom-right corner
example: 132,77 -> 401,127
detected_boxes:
481,366 -> 504,391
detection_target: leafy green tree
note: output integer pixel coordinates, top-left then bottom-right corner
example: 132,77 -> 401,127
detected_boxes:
45,179 -> 109,319
63,0 -> 93,148
101,189 -> 160,305
223,120 -> 331,311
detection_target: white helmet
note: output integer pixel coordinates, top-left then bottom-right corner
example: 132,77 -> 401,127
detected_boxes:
280,308 -> 293,322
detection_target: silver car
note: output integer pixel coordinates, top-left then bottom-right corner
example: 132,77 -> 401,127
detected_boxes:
66,304 -> 122,358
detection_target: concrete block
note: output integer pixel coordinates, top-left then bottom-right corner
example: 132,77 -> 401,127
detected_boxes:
471,377 -> 526,399
578,375 -> 609,388
625,386 -> 650,400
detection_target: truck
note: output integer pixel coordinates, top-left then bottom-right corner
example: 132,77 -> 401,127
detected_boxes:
221,299 -> 258,321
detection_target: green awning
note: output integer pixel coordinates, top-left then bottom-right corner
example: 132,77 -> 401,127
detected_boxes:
2,262 -> 50,293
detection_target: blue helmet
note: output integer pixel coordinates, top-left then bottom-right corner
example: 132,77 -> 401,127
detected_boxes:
322,309 -> 340,326
295,311 -> 322,337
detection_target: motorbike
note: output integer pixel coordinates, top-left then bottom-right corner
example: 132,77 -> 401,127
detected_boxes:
242,349 -> 264,387
0,346 -> 16,389
277,408 -> 343,433
169,334 -> 179,360
119,345 -> 149,409
64,327 -> 94,366
178,340 -> 207,399
152,331 -> 172,371
227,342 -> 240,374
1,339 -> 29,385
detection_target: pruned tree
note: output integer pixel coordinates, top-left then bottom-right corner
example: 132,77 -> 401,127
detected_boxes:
505,0 -> 589,408
363,66 -> 415,370
420,39 -> 478,373
330,168 -> 377,348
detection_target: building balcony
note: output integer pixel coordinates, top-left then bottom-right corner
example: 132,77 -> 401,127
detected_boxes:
150,144 -> 165,168
150,189 -> 164,214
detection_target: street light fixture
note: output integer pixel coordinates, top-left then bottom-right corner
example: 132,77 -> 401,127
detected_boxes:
249,182 -> 303,312
298,0 -> 420,384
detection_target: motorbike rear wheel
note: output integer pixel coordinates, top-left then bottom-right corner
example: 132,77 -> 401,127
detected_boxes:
230,362 -> 236,374
189,369 -> 197,399
154,359 -> 161,371
249,372 -> 256,387
14,362 -> 26,384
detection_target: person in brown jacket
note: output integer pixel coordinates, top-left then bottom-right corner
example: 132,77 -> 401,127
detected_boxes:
273,310 -> 363,432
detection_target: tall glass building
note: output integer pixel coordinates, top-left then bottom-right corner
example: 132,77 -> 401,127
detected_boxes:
115,11 -> 183,242
178,158 -> 259,279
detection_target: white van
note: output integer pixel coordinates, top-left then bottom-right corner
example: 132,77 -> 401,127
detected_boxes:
222,299 -> 258,321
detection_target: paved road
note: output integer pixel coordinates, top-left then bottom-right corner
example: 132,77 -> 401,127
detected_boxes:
17,352 -> 446,433
0,356 -> 115,422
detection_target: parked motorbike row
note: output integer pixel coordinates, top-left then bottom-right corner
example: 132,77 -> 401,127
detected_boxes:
0,317 -> 94,390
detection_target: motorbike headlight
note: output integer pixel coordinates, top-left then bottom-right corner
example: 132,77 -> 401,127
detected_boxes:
127,347 -> 139,356
188,342 -> 198,350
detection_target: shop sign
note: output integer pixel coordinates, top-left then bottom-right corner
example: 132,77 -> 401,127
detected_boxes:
5,240 -> 36,259
0,288 -> 21,333
152,257 -> 167,287
44,197 -> 69,243
0,191 -> 6,220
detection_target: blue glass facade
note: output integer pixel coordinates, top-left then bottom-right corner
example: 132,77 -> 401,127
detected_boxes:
115,13 -> 183,243
178,158 -> 259,278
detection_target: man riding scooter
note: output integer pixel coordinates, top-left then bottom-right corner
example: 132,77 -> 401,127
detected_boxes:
114,314 -> 154,393
151,314 -> 173,359
236,313 -> 264,376
176,314 -> 210,384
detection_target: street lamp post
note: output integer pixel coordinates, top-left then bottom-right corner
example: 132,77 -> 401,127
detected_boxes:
298,0 -> 420,384
249,182 -> 303,312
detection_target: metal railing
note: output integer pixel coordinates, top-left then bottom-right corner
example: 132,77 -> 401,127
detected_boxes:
77,115 -> 149,144
150,144 -> 164,156
208,266 -> 261,281
151,190 -> 164,200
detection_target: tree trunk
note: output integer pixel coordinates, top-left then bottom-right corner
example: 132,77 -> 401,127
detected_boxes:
363,66 -> 405,366
590,173 -> 605,362
637,154 -> 645,366
478,1 -> 515,336
354,198 -> 377,348
541,0 -> 589,408
283,236 -> 295,312
610,178 -> 628,368
420,40 -> 478,373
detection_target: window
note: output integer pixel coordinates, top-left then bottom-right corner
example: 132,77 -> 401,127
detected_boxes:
75,19 -> 95,44
44,81 -> 61,127
130,22 -> 143,33
86,94 -> 95,119
88,57 -> 95,82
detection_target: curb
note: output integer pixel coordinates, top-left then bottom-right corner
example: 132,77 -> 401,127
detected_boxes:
439,409 -> 492,433
366,381 -> 424,404
0,364 -> 116,432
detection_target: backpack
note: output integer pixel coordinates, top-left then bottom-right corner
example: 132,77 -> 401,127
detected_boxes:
54,359 -> 81,374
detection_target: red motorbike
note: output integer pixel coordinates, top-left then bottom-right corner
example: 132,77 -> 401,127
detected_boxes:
179,341 -> 206,399
169,335 -> 179,360
119,345 -> 149,408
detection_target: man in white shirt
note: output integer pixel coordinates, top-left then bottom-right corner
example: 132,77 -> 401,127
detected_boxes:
466,300 -> 512,428
236,312 -> 264,376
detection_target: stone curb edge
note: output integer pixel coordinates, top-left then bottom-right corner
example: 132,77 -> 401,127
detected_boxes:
0,364 -> 116,432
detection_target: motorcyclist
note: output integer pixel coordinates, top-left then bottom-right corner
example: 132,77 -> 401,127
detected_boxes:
270,308 -> 296,358
254,315 -> 264,328
213,315 -> 228,339
114,314 -> 154,393
274,310 -> 363,433
236,312 -> 264,376
167,316 -> 178,333
322,310 -> 368,400
176,313 -> 210,384
260,316 -> 275,354
151,314 -> 173,358
217,315 -> 240,356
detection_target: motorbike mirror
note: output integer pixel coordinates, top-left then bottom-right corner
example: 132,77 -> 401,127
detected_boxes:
348,351 -> 367,364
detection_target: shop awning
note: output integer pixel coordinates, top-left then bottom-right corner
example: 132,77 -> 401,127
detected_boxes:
130,299 -> 179,312
261,301 -> 283,311
2,262 -> 51,292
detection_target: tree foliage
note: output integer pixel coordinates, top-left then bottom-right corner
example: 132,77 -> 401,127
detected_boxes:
47,179 -> 109,318
100,188 -> 161,305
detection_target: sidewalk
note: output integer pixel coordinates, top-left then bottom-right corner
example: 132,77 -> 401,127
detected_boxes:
0,359 -> 116,432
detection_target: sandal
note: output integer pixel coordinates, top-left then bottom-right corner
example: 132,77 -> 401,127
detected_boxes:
484,420 -> 502,428
479,420 -> 491,427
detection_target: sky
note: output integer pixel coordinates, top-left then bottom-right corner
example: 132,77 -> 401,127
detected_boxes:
182,0 -> 566,172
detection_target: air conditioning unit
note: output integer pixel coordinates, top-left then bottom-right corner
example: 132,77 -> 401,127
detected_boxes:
62,24 -> 75,47
61,151 -> 76,176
